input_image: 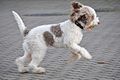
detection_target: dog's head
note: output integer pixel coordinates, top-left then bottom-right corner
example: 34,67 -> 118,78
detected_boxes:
70,1 -> 100,31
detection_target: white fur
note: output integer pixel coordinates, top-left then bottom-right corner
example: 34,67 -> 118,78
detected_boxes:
85,6 -> 99,26
12,3 -> 99,73
12,11 -> 27,37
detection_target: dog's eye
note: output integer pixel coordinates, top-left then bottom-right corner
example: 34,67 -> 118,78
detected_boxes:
82,15 -> 87,20
78,14 -> 88,24
78,15 -> 87,20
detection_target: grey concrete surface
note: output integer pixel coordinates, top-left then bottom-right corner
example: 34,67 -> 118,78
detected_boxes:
0,0 -> 120,80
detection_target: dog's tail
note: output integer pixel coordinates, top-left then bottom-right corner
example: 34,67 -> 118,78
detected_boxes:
12,11 -> 29,37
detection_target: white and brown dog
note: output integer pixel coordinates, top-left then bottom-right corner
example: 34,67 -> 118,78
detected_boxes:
12,1 -> 100,73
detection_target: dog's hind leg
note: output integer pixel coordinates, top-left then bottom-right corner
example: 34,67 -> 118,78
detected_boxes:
16,42 -> 32,73
15,51 -> 32,73
28,49 -> 46,73
27,42 -> 47,73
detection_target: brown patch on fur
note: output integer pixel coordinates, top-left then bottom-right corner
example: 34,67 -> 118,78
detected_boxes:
85,14 -> 94,29
72,1 -> 82,9
70,12 -> 76,22
70,1 -> 82,22
51,24 -> 63,37
77,14 -> 88,24
43,31 -> 54,46
81,7 -> 94,28
70,1 -> 83,22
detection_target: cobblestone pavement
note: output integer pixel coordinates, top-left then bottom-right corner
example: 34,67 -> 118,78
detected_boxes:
0,0 -> 120,80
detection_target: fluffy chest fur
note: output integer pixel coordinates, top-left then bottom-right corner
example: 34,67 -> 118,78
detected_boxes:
61,20 -> 83,46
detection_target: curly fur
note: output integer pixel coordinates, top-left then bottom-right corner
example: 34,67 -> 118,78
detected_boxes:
12,1 -> 100,73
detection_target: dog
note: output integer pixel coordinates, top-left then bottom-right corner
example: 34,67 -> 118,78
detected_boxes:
12,1 -> 100,73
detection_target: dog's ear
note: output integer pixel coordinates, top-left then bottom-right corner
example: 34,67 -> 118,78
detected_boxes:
70,1 -> 83,22
71,1 -> 83,9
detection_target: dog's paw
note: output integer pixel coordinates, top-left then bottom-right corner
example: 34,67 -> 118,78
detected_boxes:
81,48 -> 92,59
83,51 -> 92,59
32,67 -> 46,74
18,67 -> 29,73
67,52 -> 81,63
83,52 -> 92,60
86,54 -> 92,59
72,53 -> 81,60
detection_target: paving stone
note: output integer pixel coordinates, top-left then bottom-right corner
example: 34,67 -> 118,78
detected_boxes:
0,0 -> 120,80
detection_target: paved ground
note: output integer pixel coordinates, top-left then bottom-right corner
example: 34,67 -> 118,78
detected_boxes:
0,0 -> 120,80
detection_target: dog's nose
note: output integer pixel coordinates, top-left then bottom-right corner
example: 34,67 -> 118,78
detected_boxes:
98,22 -> 100,24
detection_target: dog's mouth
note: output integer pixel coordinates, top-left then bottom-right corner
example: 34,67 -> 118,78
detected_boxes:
87,26 -> 95,31
85,24 -> 96,31
85,21 -> 100,31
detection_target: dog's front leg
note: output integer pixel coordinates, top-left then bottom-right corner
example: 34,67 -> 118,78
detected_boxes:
70,43 -> 92,59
